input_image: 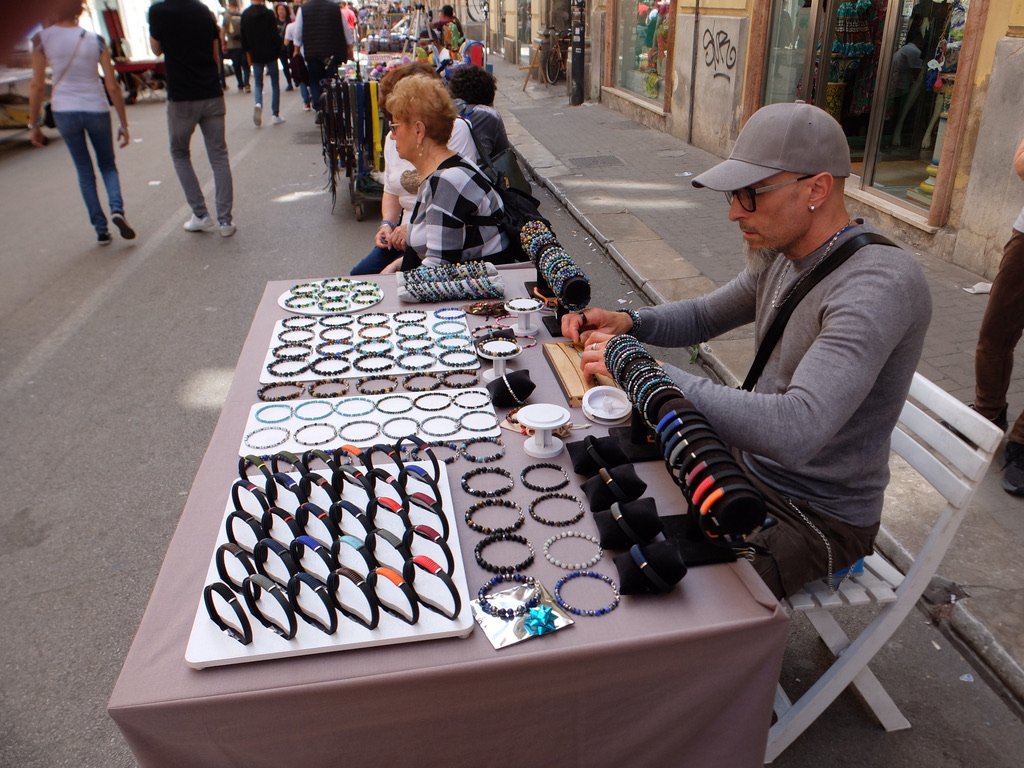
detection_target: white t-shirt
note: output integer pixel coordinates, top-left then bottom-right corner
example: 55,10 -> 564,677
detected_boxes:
382,118 -> 478,224
36,26 -> 107,113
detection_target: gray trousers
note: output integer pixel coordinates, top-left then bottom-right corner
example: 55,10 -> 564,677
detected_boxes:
167,96 -> 233,225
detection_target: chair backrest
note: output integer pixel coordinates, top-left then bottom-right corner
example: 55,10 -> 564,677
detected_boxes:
888,373 -> 1003,600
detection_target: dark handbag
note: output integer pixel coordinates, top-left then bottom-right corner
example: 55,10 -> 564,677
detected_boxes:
484,147 -> 531,195
42,102 -> 55,129
290,51 -> 309,85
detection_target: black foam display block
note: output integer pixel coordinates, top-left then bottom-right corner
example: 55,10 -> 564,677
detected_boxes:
607,426 -> 661,462
660,514 -> 737,567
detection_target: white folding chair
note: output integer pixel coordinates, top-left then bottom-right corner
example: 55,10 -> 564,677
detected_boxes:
765,373 -> 1004,763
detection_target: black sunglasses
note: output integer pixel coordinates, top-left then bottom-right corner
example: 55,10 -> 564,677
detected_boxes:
725,174 -> 814,213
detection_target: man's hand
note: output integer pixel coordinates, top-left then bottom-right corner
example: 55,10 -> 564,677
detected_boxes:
578,331 -> 614,380
560,306 -> 633,344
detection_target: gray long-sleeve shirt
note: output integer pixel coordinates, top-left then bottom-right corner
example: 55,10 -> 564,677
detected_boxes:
633,221 -> 932,526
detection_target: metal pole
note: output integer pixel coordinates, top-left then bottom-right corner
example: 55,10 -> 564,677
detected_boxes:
570,0 -> 585,105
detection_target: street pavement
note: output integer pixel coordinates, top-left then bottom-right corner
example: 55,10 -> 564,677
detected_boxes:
0,61 -> 1022,767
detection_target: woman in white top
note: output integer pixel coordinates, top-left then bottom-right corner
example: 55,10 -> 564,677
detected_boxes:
29,0 -> 135,246
349,61 -> 476,275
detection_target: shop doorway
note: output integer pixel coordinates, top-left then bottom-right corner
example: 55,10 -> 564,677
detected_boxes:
763,0 -> 969,213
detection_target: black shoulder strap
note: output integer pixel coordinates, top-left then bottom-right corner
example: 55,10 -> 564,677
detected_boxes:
740,232 -> 898,391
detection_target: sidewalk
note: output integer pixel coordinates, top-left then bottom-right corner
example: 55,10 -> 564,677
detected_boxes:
487,56 -> 1024,704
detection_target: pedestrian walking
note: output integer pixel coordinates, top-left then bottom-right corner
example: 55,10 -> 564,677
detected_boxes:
274,2 -> 294,91
241,0 -> 285,127
284,14 -> 311,111
149,0 -> 236,237
221,0 -> 250,93
28,0 -> 136,246
294,0 -> 352,121
970,133 -> 1024,495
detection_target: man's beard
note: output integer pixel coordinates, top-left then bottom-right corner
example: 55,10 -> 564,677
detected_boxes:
745,244 -> 779,276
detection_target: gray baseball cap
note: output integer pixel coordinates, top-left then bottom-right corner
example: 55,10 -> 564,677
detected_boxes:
691,102 -> 851,192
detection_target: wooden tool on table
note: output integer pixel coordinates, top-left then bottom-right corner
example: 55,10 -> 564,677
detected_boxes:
542,342 -> 618,407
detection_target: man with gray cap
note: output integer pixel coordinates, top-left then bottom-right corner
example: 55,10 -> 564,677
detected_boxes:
563,102 -> 932,597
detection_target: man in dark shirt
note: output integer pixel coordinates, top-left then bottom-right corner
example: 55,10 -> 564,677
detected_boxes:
149,0 -> 236,236
241,0 -> 285,127
295,0 -> 350,120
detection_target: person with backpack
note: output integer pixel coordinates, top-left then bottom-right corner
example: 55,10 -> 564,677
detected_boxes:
221,0 -> 250,93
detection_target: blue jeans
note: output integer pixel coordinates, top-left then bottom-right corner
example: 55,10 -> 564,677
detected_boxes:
252,61 -> 280,116
167,96 -> 234,225
351,246 -> 403,275
54,110 -> 124,236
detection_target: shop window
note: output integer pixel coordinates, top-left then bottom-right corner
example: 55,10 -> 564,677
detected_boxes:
614,0 -> 673,102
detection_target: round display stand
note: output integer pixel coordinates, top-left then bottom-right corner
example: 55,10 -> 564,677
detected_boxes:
516,403 -> 571,459
477,339 -> 523,382
504,297 -> 544,336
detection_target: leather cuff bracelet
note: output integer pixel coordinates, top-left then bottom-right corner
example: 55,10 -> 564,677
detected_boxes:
406,555 -> 461,619
238,455 -> 278,501
216,542 -> 257,592
290,534 -> 337,581
231,480 -> 271,515
299,502 -> 341,544
243,574 -> 297,640
411,524 -> 455,575
261,505 -> 307,545
374,565 -> 420,625
254,537 -> 300,585
332,534 -> 378,577
328,566 -> 380,630
204,582 -> 253,645
288,572 -> 338,635
366,527 -> 413,572
330,499 -> 374,538
225,509 -> 264,552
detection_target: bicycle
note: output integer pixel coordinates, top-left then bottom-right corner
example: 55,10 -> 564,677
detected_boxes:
543,29 -> 571,84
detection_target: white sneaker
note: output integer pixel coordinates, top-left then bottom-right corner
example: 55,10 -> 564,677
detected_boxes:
183,214 -> 214,232
272,115 -> 286,125
253,104 -> 262,127
219,222 -> 236,238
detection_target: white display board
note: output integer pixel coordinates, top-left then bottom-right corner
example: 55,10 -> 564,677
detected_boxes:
260,310 -> 480,384
185,462 -> 473,668
239,388 -> 500,455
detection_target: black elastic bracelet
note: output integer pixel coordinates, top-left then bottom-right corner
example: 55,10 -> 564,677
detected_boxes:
204,582 -> 253,645
630,544 -> 672,592
327,567 -> 380,630
271,450 -> 306,474
287,572 -> 338,635
373,566 -> 420,625
464,499 -> 524,535
290,533 -> 337,578
237,456 -> 277,501
610,502 -> 643,544
411,524 -> 455,575
225,509 -> 264,551
520,463 -> 570,493
254,536 -> 301,584
528,492 -> 585,526
407,555 -> 462,620
461,466 -> 514,498
242,574 -> 297,639
215,543 -> 257,592
474,532 -> 535,574
598,467 -> 629,502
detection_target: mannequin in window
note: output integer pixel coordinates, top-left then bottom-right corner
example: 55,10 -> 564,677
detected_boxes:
889,29 -> 925,148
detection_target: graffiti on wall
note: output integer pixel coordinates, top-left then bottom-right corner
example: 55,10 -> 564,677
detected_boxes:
702,23 -> 738,81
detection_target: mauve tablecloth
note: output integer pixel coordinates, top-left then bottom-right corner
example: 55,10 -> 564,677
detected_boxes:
108,269 -> 788,768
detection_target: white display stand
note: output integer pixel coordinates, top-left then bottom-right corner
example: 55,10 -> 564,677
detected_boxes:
517,403 -> 572,458
260,311 -> 479,384
239,388 -> 500,455
185,462 -> 473,669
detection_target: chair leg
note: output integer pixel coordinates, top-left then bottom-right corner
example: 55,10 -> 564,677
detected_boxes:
804,608 -> 911,732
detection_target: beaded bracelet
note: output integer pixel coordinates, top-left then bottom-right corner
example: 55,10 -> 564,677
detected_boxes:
478,338 -> 521,358
420,414 -> 461,438
411,440 -> 461,465
356,311 -> 389,327
354,338 -> 394,356
544,530 -> 604,570
528,492 -> 585,526
459,410 -> 499,433
474,532 -> 535,574
257,381 -> 305,402
307,379 -> 349,399
255,403 -> 292,424
352,352 -> 394,374
438,349 -> 478,369
319,314 -> 355,328
553,571 -> 621,617
520,463 -> 570,493
476,574 -> 541,620
334,397 -> 376,418
356,375 -> 398,395
440,370 -> 479,389
393,309 -> 427,324
395,350 -> 436,372
464,499 -> 524,535
283,293 -> 317,310
375,394 -> 414,415
315,340 -> 354,358
394,323 -> 430,340
266,358 -> 310,378
293,421 -> 337,447
396,336 -> 435,354
244,425 -> 290,451
403,372 -> 442,392
461,466 -> 514,498
293,400 -> 335,421
319,325 -> 355,343
272,342 -> 312,361
282,315 -> 318,330
278,328 -> 316,347
435,334 -> 473,351
357,324 -> 392,341
461,436 -> 505,463
452,390 -> 491,410
413,392 -> 453,412
433,306 -> 466,321
381,416 -> 420,441
337,420 -> 381,443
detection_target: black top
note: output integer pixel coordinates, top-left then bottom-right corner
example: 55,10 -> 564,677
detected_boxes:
149,0 -> 221,102
241,4 -> 282,64
300,0 -> 347,61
